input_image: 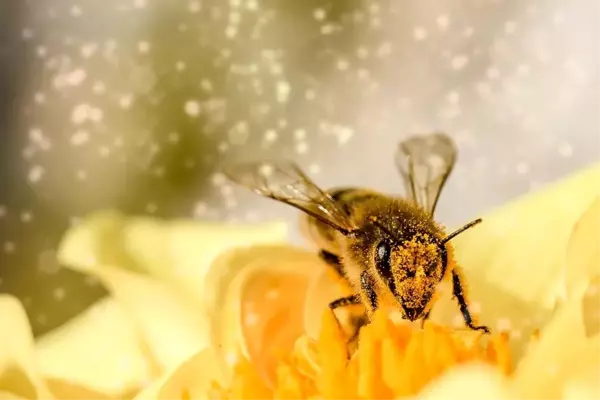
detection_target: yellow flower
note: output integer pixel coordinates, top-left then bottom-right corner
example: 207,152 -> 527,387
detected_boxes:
0,163 -> 597,399
136,163 -> 599,400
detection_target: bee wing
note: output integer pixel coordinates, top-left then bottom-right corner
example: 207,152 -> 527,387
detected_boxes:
223,160 -> 356,234
394,133 -> 457,215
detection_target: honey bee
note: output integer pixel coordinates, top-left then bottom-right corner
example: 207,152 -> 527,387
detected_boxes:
224,132 -> 489,337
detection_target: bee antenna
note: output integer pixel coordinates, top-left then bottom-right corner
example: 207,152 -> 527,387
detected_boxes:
442,218 -> 483,244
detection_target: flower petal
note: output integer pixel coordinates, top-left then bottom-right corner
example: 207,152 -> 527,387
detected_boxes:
35,297 -> 155,397
409,363 -> 515,399
133,347 -> 225,400
0,295 -> 53,399
513,275 -> 600,399
204,245 -> 322,383
565,196 -> 600,301
57,210 -> 289,304
91,266 -> 209,371
422,164 -> 600,361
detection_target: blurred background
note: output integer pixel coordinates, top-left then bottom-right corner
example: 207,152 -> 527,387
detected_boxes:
0,0 -> 598,337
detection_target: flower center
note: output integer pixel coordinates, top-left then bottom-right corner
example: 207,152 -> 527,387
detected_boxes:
208,309 -> 512,399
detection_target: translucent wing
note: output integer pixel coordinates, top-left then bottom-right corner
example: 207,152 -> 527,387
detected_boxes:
223,160 -> 356,234
395,133 -> 457,215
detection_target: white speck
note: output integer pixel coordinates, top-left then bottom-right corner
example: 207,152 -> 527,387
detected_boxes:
294,128 -> 306,140
92,81 -> 106,94
504,20 -> 517,34
413,27 -> 427,40
516,162 -> 530,175
265,289 -> 279,299
175,61 -> 186,71
28,165 -> 45,183
184,100 -> 201,116
80,43 -> 98,58
34,92 -> 45,104
0,206 -> 6,218
225,352 -> 238,367
119,95 -> 133,109
4,242 -> 16,254
188,0 -> 201,12
53,288 -> 66,300
376,41 -> 393,57
356,46 -> 369,59
295,142 -> 309,154
29,128 -> 52,150
451,55 -> 469,70
99,146 -> 110,157
305,89 -> 316,100
70,5 -> 83,16
70,130 -> 90,146
276,81 -> 290,103
76,170 -> 88,181
558,143 -> 573,158
244,312 -> 259,326
264,129 -> 278,142
146,203 -> 157,213
71,103 -> 102,124
138,41 -> 151,53
225,25 -> 237,38
463,26 -> 474,37
133,0 -> 146,8
335,125 -> 353,145
36,46 -> 47,58
228,121 -> 250,145
314,8 -> 326,20
486,67 -> 500,79
320,24 -> 336,35
436,14 -> 450,30
65,68 -> 87,86
447,91 -> 460,104
167,132 -> 180,143
22,28 -> 34,40
496,318 -> 511,332
336,59 -> 349,70
259,163 -> 274,177
308,163 -> 321,175
193,202 -> 208,217
212,172 -> 226,186
21,211 -> 33,223
200,79 -> 212,92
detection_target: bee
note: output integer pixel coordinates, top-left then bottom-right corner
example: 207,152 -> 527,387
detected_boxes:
224,132 -> 489,337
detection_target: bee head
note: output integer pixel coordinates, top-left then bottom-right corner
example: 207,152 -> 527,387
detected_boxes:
374,234 -> 446,321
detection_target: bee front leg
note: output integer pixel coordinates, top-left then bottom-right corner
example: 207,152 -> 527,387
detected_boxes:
319,250 -> 346,278
451,269 -> 490,333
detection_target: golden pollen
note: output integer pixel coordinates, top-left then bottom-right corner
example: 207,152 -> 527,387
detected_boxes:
209,309 -> 513,399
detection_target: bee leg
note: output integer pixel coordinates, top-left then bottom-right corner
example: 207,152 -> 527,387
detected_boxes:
451,270 -> 490,333
318,250 -> 346,278
329,294 -> 361,310
360,270 -> 378,311
420,311 -> 431,328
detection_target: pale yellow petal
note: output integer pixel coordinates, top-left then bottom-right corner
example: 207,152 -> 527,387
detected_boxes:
94,266 -> 209,372
35,297 -> 155,397
204,245 -> 322,380
57,210 -> 289,305
133,347 -> 225,400
513,276 -> 600,399
0,295 -> 53,399
412,363 -> 515,399
565,196 -> 600,301
451,163 -> 599,311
